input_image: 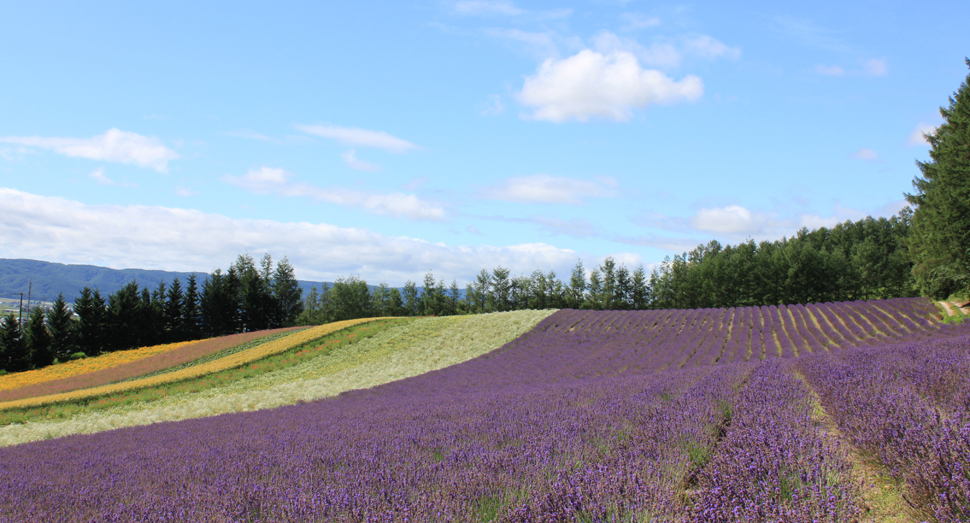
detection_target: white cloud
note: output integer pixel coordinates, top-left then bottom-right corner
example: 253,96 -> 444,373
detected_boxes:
222,167 -> 446,221
0,188 -> 587,285
483,174 -> 617,204
815,64 -> 844,76
294,124 -> 420,153
863,58 -> 887,76
453,0 -> 523,16
620,13 -> 661,30
907,122 -> 937,146
682,35 -> 741,61
479,94 -> 505,116
591,32 -> 739,69
0,128 -> 179,172
516,50 -> 703,122
340,149 -> 382,172
815,58 -> 886,77
89,169 -> 115,186
175,186 -> 199,197
849,147 -> 879,162
592,32 -> 681,68
690,205 -> 762,234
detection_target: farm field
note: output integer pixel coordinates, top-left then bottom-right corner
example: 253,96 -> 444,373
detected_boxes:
0,298 -> 968,521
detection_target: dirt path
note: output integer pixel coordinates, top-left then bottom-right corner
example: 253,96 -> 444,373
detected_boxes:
794,371 -> 916,523
939,300 -> 970,317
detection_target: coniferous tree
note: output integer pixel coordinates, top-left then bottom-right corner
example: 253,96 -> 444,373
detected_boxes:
165,278 -> 185,341
74,287 -> 106,356
47,293 -> 75,362
26,307 -> 53,368
568,260 -> 586,309
0,314 -> 30,372
402,280 -> 420,316
183,274 -> 202,339
905,59 -> 970,298
272,257 -> 303,327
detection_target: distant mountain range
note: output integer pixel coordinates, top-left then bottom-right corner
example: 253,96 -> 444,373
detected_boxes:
0,259 -> 334,303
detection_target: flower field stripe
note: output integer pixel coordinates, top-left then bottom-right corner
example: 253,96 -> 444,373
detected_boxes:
0,327 -> 304,403
1,300 -> 969,520
0,339 -> 200,393
0,311 -> 554,447
0,319 -> 378,411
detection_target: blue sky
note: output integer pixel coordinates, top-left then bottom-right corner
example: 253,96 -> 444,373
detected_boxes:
1,1 -> 967,285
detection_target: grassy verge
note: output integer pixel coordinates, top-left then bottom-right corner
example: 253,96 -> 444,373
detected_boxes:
0,318 -> 408,425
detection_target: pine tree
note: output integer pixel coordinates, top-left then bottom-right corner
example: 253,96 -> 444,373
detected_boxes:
26,307 -> 53,368
905,59 -> 970,298
47,293 -> 75,362
0,314 -> 30,372
165,277 -> 185,341
183,274 -> 202,339
272,257 -> 303,327
73,287 -> 106,356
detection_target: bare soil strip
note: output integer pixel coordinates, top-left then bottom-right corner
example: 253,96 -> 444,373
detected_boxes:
793,371 -> 916,523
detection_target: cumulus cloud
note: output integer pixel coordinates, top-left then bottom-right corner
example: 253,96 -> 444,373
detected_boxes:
0,188 -> 587,285
516,50 -> 703,122
907,122 -> 937,146
222,167 -> 446,221
684,204 -> 873,237
0,128 -> 179,172
690,205 -> 762,234
482,174 -> 617,204
591,32 -> 739,69
849,147 -> 879,162
294,124 -> 420,153
340,149 -> 381,172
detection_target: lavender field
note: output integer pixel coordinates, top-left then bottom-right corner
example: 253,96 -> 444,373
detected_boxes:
1,298 -> 968,522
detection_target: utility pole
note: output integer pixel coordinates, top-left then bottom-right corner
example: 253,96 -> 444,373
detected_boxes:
18,292 -> 23,325
26,281 -> 32,320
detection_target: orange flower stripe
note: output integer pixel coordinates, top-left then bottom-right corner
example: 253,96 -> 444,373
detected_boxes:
0,340 -> 202,393
0,318 -> 381,411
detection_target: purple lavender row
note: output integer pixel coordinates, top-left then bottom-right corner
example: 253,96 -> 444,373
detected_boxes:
692,360 -> 861,521
0,349 -> 748,521
798,337 -> 970,522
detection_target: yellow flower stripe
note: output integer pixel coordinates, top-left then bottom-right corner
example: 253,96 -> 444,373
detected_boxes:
0,318 -> 380,411
0,340 -> 201,393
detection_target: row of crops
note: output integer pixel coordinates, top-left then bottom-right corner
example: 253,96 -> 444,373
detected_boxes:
0,298 -> 967,521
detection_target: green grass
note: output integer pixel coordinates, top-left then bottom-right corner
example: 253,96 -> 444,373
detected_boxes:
0,318 -> 411,426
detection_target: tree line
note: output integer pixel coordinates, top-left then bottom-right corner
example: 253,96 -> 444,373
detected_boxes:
0,254 -> 303,374
293,211 -> 916,323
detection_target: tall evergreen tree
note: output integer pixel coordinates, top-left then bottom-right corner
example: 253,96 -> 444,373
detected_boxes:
183,274 -> 202,339
0,314 -> 30,372
165,278 -> 185,341
402,280 -> 420,316
73,287 -> 106,356
47,293 -> 75,362
26,307 -> 53,368
272,257 -> 303,327
905,59 -> 970,298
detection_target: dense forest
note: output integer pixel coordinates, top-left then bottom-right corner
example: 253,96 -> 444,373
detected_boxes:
0,254 -> 303,373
